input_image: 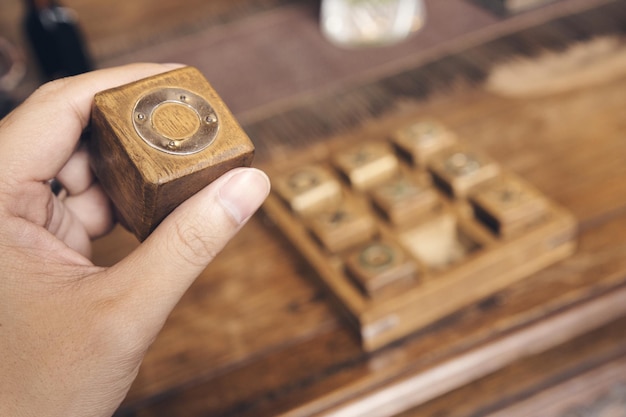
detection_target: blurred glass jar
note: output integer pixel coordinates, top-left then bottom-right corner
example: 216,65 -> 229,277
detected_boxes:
320,0 -> 426,48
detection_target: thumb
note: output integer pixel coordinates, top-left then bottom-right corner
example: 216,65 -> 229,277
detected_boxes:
110,167 -> 270,318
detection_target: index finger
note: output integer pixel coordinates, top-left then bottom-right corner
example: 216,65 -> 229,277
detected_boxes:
0,63 -> 184,184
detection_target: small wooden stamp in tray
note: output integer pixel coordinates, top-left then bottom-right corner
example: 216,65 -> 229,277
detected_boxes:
263,119 -> 577,351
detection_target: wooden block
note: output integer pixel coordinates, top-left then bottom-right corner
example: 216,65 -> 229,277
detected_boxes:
470,176 -> 549,237
370,175 -> 440,225
273,164 -> 342,216
332,142 -> 399,191
308,200 -> 377,254
89,66 -> 254,240
428,147 -> 500,198
345,240 -> 418,297
391,119 -> 456,166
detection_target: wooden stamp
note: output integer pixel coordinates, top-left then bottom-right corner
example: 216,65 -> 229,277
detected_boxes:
345,240 -> 418,297
332,142 -> 399,191
391,119 -> 456,166
273,164 -> 342,216
308,199 -> 377,254
89,66 -> 254,240
470,176 -> 549,237
370,175 -> 440,225
428,147 -> 500,198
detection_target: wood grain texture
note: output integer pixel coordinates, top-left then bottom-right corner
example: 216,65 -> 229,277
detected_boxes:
0,0 -> 614,114
0,1 -> 622,415
76,0 -> 626,415
473,0 -> 561,15
90,66 -> 254,240
397,317 -> 626,417
241,0 -> 626,161
92,46 -> 626,416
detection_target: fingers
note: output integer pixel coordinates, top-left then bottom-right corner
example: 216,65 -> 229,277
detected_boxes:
34,144 -> 113,240
110,167 -> 270,323
64,183 -> 115,239
55,145 -> 93,196
0,63 -> 184,185
43,194 -> 93,258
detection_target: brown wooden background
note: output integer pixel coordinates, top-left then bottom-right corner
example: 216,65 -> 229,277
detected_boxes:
2,0 -> 626,416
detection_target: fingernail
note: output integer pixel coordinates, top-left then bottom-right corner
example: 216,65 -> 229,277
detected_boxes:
218,168 -> 271,223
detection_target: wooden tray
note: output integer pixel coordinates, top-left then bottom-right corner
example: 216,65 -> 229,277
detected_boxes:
263,120 -> 577,351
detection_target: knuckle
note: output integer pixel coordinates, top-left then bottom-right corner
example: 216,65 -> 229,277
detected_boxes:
32,77 -> 69,99
30,77 -> 87,127
170,216 -> 225,267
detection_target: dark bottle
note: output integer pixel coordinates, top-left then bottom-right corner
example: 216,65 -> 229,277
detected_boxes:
23,0 -> 93,81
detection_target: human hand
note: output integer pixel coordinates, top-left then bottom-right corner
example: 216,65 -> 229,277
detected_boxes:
0,63 -> 270,417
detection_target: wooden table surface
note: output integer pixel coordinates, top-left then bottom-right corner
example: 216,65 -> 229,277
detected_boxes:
3,0 -> 626,416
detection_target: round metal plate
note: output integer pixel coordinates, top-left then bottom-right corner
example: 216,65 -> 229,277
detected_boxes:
132,87 -> 219,155
359,243 -> 396,270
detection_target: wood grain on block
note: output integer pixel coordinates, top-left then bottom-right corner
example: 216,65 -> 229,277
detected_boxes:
89,66 -> 254,240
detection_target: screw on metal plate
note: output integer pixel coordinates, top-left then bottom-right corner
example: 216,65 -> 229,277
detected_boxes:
132,87 -> 219,155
